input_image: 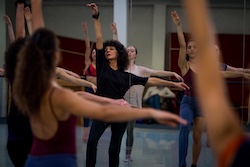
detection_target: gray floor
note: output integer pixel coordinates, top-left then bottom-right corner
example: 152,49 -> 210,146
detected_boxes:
0,123 -> 217,167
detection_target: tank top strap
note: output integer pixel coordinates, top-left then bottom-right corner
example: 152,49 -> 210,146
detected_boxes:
49,87 -> 58,120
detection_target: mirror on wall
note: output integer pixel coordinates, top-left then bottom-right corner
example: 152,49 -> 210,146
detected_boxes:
245,0 -> 250,124
0,0 -> 249,167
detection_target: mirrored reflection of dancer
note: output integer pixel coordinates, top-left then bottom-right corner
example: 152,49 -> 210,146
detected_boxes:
171,10 -> 205,167
184,0 -> 250,166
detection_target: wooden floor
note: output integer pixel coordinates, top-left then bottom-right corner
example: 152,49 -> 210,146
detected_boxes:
0,122 -> 223,167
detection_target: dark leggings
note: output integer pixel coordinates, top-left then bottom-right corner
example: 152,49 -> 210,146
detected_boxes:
83,118 -> 90,127
7,139 -> 32,167
86,120 -> 127,167
126,120 -> 135,148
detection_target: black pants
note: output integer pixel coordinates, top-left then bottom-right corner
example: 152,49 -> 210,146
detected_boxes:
7,139 -> 32,167
86,120 -> 127,167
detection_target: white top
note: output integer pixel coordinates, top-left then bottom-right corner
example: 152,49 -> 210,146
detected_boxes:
124,65 -> 154,108
143,86 -> 176,102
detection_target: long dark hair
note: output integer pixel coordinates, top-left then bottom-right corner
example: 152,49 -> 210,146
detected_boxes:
13,28 -> 58,115
89,48 -> 96,62
103,40 -> 128,71
4,38 -> 26,86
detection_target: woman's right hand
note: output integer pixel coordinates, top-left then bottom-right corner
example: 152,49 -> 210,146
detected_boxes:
87,3 -> 98,15
110,22 -> 117,34
172,82 -> 190,90
3,15 -> 12,25
24,6 -> 32,21
110,99 -> 131,108
151,109 -> 187,127
91,83 -> 97,93
171,11 -> 181,26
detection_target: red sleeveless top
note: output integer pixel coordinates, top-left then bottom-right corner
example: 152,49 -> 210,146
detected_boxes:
183,69 -> 196,97
30,88 -> 77,156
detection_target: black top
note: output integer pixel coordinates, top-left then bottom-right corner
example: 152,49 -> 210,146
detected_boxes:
96,49 -> 148,99
7,97 -> 32,141
220,63 -> 228,71
231,138 -> 250,167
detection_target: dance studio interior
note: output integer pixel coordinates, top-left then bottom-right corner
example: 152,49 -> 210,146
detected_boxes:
0,0 -> 249,166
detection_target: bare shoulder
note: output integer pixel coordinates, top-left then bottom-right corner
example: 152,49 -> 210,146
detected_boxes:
55,86 -> 75,96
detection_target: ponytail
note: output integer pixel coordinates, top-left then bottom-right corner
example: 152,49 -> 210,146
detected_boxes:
13,28 -> 57,115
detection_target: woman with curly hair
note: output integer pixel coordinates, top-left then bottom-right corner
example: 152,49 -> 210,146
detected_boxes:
86,3 -> 189,167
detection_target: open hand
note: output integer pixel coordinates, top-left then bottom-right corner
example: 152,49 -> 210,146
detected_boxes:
87,3 -> 98,15
3,15 -> 12,25
171,11 -> 181,26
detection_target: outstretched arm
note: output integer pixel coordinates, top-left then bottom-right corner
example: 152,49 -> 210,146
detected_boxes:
60,88 -> 187,126
171,11 -> 188,74
222,71 -> 250,79
87,3 -> 103,50
76,91 -> 128,106
150,70 -> 184,82
110,22 -> 118,41
184,0 -> 243,163
3,15 -> 15,43
57,67 -> 80,79
146,77 -> 189,91
226,65 -> 250,73
56,67 -> 97,92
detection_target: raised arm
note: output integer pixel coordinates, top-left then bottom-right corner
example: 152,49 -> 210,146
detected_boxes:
184,0 -> 243,162
171,11 -> 188,73
110,22 -> 118,41
3,15 -> 15,43
31,0 -> 44,31
24,6 -> 33,35
16,3 -> 25,39
87,3 -> 103,50
82,22 -> 91,72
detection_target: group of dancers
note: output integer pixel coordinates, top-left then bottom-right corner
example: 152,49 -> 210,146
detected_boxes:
2,0 -> 250,167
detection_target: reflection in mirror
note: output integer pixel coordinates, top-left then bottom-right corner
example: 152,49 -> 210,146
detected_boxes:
245,0 -> 250,124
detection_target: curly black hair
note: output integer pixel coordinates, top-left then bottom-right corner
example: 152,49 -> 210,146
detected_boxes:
103,40 -> 129,71
4,38 -> 26,86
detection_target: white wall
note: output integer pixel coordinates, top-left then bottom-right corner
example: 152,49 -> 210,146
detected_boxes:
166,7 -> 250,35
44,5 -> 113,42
127,5 -> 154,68
43,4 -> 154,68
43,3 -> 250,71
